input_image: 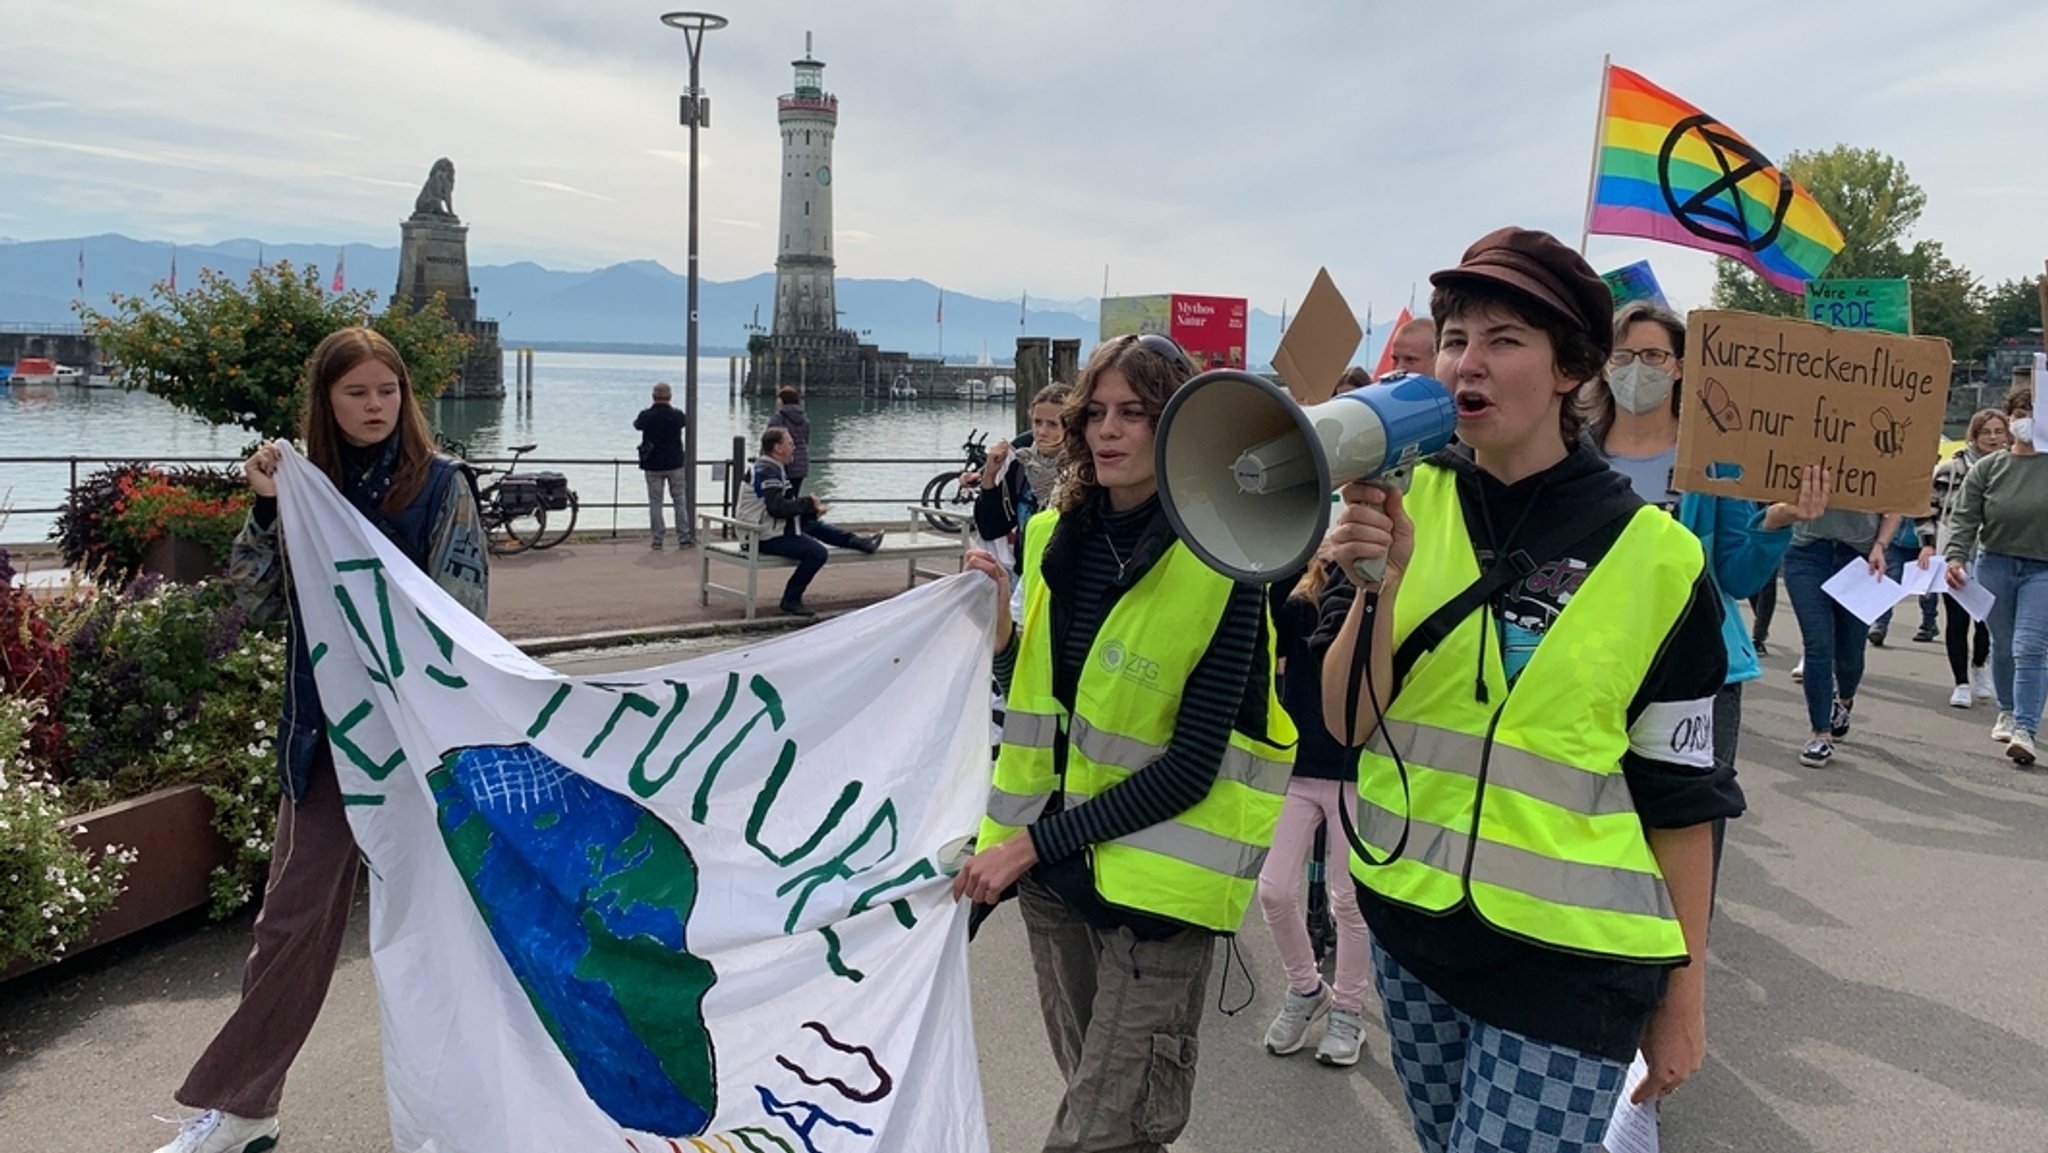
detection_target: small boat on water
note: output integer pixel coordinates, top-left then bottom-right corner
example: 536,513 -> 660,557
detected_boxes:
989,374 -> 1016,399
8,357 -> 84,386
953,377 -> 989,400
888,374 -> 918,399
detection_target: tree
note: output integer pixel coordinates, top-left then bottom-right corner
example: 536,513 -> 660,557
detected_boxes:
81,261 -> 469,441
1984,275 -> 2045,344
1708,146 -> 1988,351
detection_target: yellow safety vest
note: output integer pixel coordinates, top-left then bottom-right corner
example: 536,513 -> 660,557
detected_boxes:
980,508 -> 1296,933
1351,463 -> 1699,962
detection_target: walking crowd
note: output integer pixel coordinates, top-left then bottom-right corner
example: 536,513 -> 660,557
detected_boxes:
147,227 -> 2040,1153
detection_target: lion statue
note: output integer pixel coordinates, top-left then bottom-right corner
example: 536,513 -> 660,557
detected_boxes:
413,158 -> 456,218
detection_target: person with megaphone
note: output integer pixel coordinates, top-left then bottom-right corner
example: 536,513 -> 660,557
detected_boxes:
950,332 -> 1295,1153
1318,228 -> 1736,1153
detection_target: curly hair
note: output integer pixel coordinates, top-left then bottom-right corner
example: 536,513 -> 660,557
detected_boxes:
1052,334 -> 1195,514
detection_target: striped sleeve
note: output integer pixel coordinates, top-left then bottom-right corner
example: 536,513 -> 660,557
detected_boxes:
1028,581 -> 1266,864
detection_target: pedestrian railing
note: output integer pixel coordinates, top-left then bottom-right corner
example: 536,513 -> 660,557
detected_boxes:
0,448 -> 966,548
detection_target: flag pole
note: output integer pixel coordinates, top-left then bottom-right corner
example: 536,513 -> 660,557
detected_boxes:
1579,53 -> 1613,256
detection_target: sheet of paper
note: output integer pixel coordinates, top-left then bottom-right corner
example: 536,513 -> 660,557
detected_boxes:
1602,1052 -> 1659,1153
1951,573 -> 1997,621
1822,557 -> 1907,626
2034,353 -> 2048,451
1898,559 -> 1944,596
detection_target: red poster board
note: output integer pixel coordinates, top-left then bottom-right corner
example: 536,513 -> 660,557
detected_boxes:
1169,294 -> 1248,370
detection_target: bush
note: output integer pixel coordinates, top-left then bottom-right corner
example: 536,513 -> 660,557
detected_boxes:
81,261 -> 469,441
0,548 -> 71,767
108,472 -> 252,569
52,464 -> 247,582
0,696 -> 132,970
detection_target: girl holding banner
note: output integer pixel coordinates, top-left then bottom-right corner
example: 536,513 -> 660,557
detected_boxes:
155,327 -> 489,1153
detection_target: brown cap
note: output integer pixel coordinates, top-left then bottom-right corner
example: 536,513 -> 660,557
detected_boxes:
1429,227 -> 1614,360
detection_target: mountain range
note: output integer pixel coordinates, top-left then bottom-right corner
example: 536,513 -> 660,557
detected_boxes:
0,235 -> 1311,366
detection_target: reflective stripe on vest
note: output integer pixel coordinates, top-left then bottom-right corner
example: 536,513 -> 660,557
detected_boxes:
978,508 -> 1295,932
1352,463 -> 1699,962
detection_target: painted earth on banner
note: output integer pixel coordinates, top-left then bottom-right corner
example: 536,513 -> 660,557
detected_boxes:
271,445 -> 994,1153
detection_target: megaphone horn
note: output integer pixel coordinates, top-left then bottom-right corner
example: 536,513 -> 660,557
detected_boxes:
1155,370 -> 1458,585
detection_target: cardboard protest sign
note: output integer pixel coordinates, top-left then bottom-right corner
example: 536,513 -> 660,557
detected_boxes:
1269,267 -> 1362,404
1804,279 -> 1912,334
1675,310 -> 1951,514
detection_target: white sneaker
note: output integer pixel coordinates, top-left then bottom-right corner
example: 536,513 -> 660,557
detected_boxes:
1315,1007 -> 1367,1067
1263,981 -> 1332,1055
1992,711 -> 2015,743
1791,659 -> 1805,683
152,1111 -> 278,1153
1949,685 -> 1975,709
1973,664 -> 1995,702
2008,730 -> 2037,767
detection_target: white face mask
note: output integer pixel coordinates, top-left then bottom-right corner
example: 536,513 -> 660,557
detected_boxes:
1609,361 -> 1675,415
2011,417 -> 2033,444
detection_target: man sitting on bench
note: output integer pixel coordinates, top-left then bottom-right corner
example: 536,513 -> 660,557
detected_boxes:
736,426 -> 882,617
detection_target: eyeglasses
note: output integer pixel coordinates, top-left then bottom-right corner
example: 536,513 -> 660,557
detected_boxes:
1608,348 -> 1674,368
1123,332 -> 1196,378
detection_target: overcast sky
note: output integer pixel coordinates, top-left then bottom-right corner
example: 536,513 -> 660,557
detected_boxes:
3,0 -> 2044,319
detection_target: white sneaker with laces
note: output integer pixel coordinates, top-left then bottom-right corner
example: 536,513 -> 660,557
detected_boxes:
1263,981 -> 1332,1055
152,1110 -> 279,1153
1315,1007 -> 1367,1067
2008,730 -> 2037,767
1992,711 -> 2015,743
1949,685 -> 1975,709
1973,664 -> 1995,702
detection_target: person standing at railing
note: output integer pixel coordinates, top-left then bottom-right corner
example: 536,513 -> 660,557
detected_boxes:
635,381 -> 690,550
766,386 -> 813,495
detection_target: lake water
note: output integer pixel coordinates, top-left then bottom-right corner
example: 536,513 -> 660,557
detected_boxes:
0,351 -> 1021,542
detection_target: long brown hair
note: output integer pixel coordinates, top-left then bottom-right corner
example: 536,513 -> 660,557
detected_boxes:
1052,334 -> 1195,513
299,326 -> 438,514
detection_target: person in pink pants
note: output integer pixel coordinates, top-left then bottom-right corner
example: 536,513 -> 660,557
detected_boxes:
1258,551 -> 1372,1066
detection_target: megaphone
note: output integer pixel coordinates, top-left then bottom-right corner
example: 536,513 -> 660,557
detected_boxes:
1155,370 -> 1459,584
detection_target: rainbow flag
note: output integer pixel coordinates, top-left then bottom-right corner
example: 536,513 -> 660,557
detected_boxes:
1586,63 -> 1843,295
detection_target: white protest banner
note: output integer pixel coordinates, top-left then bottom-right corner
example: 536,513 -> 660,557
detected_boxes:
272,445 -> 993,1153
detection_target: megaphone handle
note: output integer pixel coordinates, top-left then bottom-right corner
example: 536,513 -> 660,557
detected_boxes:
1346,469 -> 1412,587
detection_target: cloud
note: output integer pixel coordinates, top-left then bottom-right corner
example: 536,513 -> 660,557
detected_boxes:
0,0 -> 2041,317
519,179 -> 616,203
2,100 -> 68,113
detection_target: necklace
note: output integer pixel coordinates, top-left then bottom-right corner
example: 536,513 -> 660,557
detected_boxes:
1104,531 -> 1135,582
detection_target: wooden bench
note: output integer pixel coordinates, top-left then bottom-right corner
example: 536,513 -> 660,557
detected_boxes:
697,505 -> 974,620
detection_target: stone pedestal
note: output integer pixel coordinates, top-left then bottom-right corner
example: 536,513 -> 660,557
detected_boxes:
391,214 -> 503,399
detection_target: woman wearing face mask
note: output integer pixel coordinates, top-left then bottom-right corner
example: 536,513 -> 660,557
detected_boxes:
1918,408 -> 2007,709
1584,302 -> 1829,784
1946,384 -> 2048,763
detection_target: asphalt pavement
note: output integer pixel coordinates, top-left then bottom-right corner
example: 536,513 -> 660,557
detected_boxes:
4,614 -> 2045,1152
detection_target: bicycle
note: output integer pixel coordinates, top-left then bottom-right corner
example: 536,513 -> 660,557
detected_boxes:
470,443 -> 581,555
919,430 -> 989,534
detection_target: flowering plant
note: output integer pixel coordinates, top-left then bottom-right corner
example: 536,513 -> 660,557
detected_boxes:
0,696 -> 132,969
108,472 -> 252,568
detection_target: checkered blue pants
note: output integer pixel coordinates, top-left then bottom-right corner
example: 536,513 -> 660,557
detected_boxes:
1373,942 -> 1627,1153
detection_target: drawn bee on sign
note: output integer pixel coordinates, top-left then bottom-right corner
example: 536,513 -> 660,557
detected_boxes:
1871,408 -> 1910,458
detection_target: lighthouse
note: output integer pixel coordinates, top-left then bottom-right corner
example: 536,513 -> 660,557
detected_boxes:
772,35 -> 838,335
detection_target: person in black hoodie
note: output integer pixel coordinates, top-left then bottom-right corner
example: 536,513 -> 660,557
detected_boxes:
765,386 -> 812,494
1318,228 -> 1734,1153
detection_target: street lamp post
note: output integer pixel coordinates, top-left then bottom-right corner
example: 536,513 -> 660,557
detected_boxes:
661,10 -> 726,542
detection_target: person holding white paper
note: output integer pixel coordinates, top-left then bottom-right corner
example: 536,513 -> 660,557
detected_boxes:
1917,409 -> 2007,709
1781,509 -> 1899,768
1944,384 -> 2048,765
